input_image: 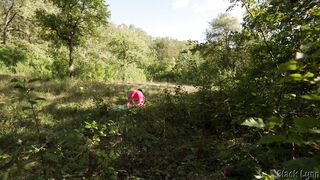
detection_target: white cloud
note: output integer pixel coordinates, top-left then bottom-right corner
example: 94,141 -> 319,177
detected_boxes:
191,0 -> 229,14
172,0 -> 190,9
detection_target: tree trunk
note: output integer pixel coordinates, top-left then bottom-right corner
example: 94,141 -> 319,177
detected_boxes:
2,27 -> 7,44
2,0 -> 16,45
2,11 -> 10,45
68,41 -> 75,77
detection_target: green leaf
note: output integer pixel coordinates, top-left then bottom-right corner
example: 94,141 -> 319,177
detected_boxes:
278,60 -> 298,73
93,135 -> 100,142
34,97 -> 46,101
289,73 -> 303,81
118,104 -> 127,110
287,133 -> 304,146
85,121 -> 98,129
0,153 -> 11,159
241,118 -> 265,129
301,25 -> 311,31
289,93 -> 296,98
301,94 -> 320,101
23,161 -> 39,170
258,134 -> 286,144
283,157 -> 320,171
310,129 -> 320,134
304,72 -> 314,78
309,8 -> 320,16
294,117 -> 319,129
266,116 -> 283,129
109,150 -> 119,159
293,117 -> 320,133
279,73 -> 305,83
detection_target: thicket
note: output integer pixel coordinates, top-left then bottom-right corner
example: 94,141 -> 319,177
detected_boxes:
187,0 -> 320,178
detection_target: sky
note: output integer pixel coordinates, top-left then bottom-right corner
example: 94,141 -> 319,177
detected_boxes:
106,0 -> 244,42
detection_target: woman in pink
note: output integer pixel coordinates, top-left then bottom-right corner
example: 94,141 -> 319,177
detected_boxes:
126,89 -> 145,107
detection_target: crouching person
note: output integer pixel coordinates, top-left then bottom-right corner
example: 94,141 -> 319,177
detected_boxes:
126,89 -> 145,108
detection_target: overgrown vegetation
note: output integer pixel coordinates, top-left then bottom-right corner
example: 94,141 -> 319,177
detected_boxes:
0,0 -> 319,179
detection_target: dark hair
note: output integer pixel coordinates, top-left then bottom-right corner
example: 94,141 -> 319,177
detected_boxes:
137,89 -> 144,95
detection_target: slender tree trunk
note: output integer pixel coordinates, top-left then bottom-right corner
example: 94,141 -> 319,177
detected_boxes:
2,11 -> 10,44
2,0 -> 16,44
2,27 -> 7,44
68,41 -> 75,77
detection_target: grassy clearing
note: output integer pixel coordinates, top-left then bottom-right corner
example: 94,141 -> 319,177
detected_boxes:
1,74 -> 214,179
0,73 -> 174,140
0,73 -> 266,179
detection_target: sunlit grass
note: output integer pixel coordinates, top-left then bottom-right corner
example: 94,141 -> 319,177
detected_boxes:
0,73 -> 203,179
0,73 -> 186,137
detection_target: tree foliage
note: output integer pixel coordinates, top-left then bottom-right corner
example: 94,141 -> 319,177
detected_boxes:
35,0 -> 110,77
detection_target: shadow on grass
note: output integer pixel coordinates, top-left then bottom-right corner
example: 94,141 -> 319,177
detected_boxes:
1,74 -> 207,179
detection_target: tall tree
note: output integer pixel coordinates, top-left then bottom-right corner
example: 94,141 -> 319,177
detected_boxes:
204,13 -> 241,71
108,24 -> 153,67
0,0 -> 23,44
152,37 -> 186,62
206,13 -> 240,43
36,0 -> 110,77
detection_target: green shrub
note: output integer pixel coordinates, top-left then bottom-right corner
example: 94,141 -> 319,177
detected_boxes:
0,44 -> 28,72
0,42 -> 54,77
115,63 -> 147,82
0,61 -> 10,73
76,57 -> 119,82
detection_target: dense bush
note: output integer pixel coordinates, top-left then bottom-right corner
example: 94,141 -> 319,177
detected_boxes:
0,42 -> 53,77
115,63 -> 147,82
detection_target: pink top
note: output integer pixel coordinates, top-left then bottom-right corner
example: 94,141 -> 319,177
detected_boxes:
127,90 -> 144,107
